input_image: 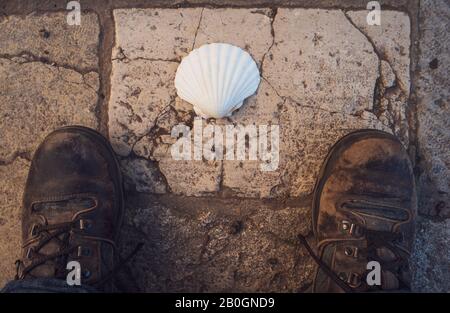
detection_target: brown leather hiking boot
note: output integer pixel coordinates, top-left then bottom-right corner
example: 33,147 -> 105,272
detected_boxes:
299,130 -> 416,292
16,126 -> 124,291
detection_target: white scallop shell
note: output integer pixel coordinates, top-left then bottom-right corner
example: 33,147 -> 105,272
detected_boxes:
175,43 -> 261,119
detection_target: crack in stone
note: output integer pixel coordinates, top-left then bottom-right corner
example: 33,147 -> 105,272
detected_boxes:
112,47 -> 180,63
54,67 -> 99,95
122,154 -> 171,194
259,7 -> 277,77
342,11 -> 384,114
123,103 -> 178,194
129,99 -> 177,155
82,77 -> 99,94
116,56 -> 180,63
0,51 -> 97,75
341,11 -> 409,134
155,165 -> 172,194
0,150 -> 31,166
262,74 -> 389,128
0,51 -> 103,134
342,11 -> 407,97
261,75 -> 283,100
286,97 -> 393,130
217,160 -> 225,193
191,8 -> 205,51
342,11 -> 382,61
259,11 -> 400,133
371,75 -> 384,118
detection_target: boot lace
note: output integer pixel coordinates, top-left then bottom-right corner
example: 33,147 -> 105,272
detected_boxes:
15,219 -> 143,290
298,225 -> 410,293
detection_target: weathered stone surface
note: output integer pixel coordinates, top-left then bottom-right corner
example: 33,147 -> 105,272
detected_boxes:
111,8 -> 409,198
415,0 -> 450,218
411,217 -> 450,292
121,158 -> 167,194
109,9 -> 220,195
222,80 -> 282,198
0,158 -> 29,289
410,0 -> 450,293
346,11 -> 410,92
193,8 -> 273,65
224,96 -> 391,199
113,8 -> 202,61
380,60 -> 396,88
110,9 -> 204,157
346,10 -> 411,144
264,9 -> 379,114
110,8 -> 276,196
158,159 -> 222,196
0,12 -> 99,70
118,194 -> 313,292
0,60 -> 99,163
0,12 -> 100,288
108,58 -> 179,156
225,9 -> 400,198
0,12 -> 100,164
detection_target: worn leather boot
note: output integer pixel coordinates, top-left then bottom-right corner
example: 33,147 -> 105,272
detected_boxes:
300,130 -> 416,292
16,126 -> 124,291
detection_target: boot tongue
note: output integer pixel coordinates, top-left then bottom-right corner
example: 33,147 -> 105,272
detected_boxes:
32,198 -> 95,223
342,199 -> 410,233
33,198 -> 95,212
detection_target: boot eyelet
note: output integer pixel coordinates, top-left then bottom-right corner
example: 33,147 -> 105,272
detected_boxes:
26,247 -> 34,259
344,246 -> 359,258
338,272 -> 362,287
348,272 -> 362,288
340,220 -> 354,234
83,269 -> 91,278
30,224 -> 40,237
340,220 -> 363,237
79,219 -> 93,230
338,272 -> 347,281
341,220 -> 351,231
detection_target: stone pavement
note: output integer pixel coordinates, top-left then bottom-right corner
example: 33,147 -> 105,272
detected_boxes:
0,0 -> 448,292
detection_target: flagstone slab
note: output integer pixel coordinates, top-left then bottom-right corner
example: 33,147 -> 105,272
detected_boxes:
110,8 -> 409,198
